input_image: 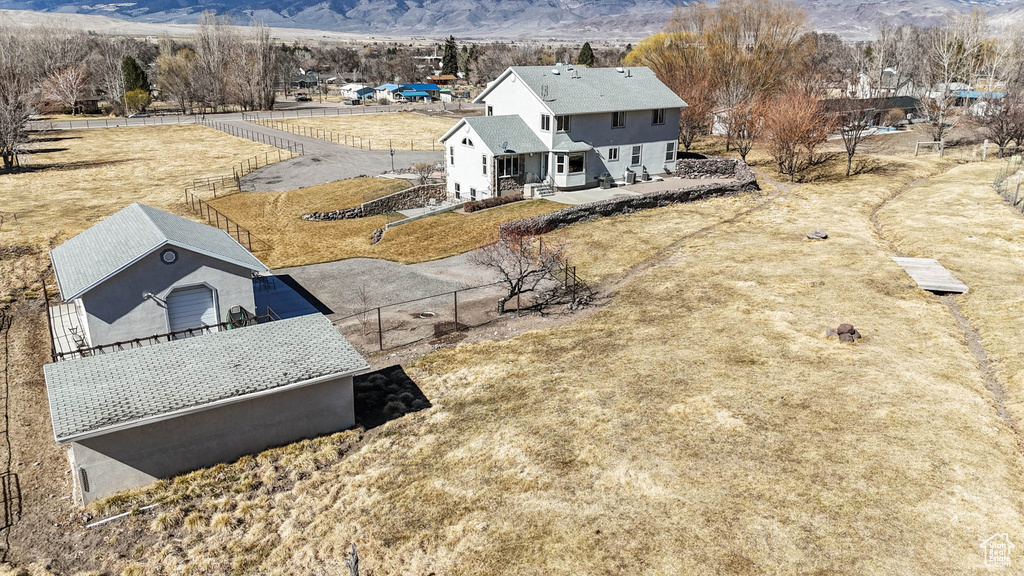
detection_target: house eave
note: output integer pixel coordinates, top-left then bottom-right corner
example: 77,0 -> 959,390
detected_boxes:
53,362 -> 371,444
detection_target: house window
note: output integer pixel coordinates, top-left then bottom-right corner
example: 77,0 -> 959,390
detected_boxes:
556,115 -> 571,132
541,114 -> 551,131
486,106 -> 493,116
482,154 -> 488,175
449,146 -> 455,165
665,141 -> 676,162
611,111 -> 626,128
630,145 -> 642,166
652,109 -> 665,125
461,137 -> 474,147
555,153 -> 566,174
567,153 -> 584,174
498,156 -> 520,177
470,187 -> 477,201
454,182 -> 461,199
608,147 -> 619,161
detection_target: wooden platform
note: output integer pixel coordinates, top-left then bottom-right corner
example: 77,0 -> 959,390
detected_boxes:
892,257 -> 969,294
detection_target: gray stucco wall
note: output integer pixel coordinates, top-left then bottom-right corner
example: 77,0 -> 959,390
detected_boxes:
79,246 -> 257,347
71,375 -> 355,504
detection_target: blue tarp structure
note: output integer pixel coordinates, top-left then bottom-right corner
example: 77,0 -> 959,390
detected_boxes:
955,90 -> 1005,99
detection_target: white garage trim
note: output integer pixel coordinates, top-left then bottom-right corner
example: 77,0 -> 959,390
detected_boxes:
164,283 -> 220,335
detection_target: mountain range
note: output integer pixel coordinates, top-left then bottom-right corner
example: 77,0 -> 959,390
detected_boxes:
0,0 -> 1022,40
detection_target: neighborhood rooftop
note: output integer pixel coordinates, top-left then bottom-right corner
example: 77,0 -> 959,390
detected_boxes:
50,203 -> 268,301
44,314 -> 369,442
475,66 -> 688,115
441,115 -> 547,154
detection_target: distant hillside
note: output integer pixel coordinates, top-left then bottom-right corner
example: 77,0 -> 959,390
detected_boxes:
0,0 -> 1021,40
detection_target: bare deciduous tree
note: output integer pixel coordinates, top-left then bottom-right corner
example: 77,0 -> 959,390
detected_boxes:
43,65 -> 88,114
833,98 -> 873,176
0,18 -> 32,171
762,89 -> 834,181
470,233 -> 570,309
918,10 -> 986,142
412,161 -> 434,184
972,94 -> 1024,157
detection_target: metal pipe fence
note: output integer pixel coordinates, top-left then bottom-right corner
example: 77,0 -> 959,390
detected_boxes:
993,156 -> 1024,211
249,117 -> 440,151
182,188 -> 268,252
198,118 -> 304,155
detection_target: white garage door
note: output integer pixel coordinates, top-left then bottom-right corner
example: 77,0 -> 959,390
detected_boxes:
167,285 -> 218,335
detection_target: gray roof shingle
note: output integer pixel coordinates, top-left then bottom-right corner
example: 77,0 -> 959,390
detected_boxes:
478,66 -> 688,115
44,314 -> 368,442
50,203 -> 267,300
463,115 -> 548,154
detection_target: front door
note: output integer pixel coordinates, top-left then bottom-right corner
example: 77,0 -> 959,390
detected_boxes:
540,154 -> 549,180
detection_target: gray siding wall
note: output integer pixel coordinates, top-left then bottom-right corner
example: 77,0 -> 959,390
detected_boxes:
79,247 -> 256,347
71,376 -> 355,504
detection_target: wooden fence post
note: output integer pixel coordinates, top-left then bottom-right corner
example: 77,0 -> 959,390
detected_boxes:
377,308 -> 383,351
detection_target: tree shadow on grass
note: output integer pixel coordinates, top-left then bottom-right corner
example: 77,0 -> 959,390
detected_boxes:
28,135 -> 82,143
22,147 -> 69,155
354,365 -> 431,429
4,159 -> 130,174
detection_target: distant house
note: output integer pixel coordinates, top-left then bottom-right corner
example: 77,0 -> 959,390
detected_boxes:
340,83 -> 374,101
819,96 -> 922,126
427,74 -> 458,86
439,65 -> 687,198
404,83 -> 441,100
43,204 -> 368,505
374,83 -> 407,103
291,72 -> 321,90
49,203 -> 268,351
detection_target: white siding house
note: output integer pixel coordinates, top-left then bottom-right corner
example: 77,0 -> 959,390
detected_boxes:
439,65 -> 687,199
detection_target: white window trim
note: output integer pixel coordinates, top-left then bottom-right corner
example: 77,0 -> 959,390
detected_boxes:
556,115 -> 571,133
652,109 -> 665,125
608,147 -> 619,161
612,111 -> 626,129
541,114 -> 551,132
665,141 -> 676,162
555,153 -> 566,174
630,145 -> 642,166
482,154 -> 488,175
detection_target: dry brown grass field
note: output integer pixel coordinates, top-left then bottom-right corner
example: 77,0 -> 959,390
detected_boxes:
45,148 -> 1024,575
208,183 -> 561,268
877,160 -> 1024,430
258,111 -> 457,151
0,125 -> 279,305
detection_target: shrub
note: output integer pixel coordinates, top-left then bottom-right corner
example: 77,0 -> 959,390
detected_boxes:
463,193 -> 524,213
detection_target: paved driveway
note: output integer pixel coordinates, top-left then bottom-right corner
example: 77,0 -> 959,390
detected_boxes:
273,250 -> 499,318
233,119 -> 443,192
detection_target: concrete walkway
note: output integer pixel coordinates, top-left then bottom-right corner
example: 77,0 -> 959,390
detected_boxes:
232,118 -> 442,192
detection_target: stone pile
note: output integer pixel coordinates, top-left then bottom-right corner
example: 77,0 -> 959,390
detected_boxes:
826,323 -> 862,343
807,229 -> 828,240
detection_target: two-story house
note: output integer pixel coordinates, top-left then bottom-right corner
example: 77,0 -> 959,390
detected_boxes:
439,65 -> 688,199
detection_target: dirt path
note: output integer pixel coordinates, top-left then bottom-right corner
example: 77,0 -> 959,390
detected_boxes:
870,172 -> 1020,436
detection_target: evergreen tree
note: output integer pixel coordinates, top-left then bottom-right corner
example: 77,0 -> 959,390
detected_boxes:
441,35 -> 460,76
577,42 -> 596,67
122,56 -> 150,94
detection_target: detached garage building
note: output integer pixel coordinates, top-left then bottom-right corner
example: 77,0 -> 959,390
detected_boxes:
45,314 -> 368,504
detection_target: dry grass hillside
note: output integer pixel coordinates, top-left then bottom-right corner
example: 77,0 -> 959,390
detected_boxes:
45,150 -> 1024,574
208,182 -> 560,268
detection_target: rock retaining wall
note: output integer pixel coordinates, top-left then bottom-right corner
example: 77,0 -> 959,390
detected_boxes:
675,157 -> 746,179
500,160 -> 758,237
303,183 -> 448,221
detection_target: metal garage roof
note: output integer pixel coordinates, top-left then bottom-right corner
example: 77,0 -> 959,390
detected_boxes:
44,314 -> 368,442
